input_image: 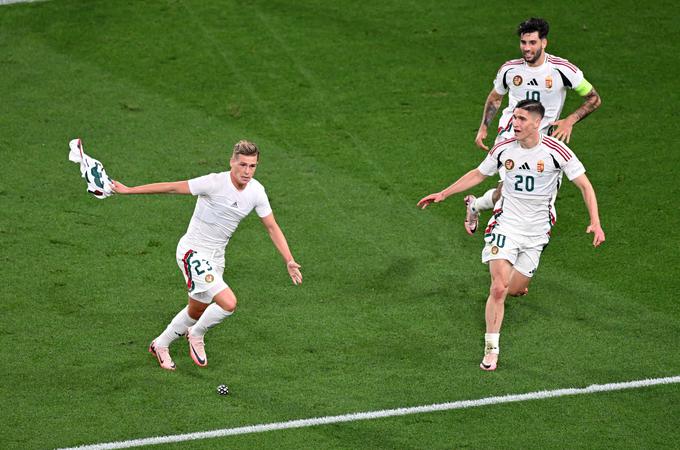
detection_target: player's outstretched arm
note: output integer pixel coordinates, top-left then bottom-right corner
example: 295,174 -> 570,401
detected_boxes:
260,213 -> 302,285
418,169 -> 488,209
551,84 -> 602,143
112,180 -> 191,195
572,174 -> 605,247
475,89 -> 504,151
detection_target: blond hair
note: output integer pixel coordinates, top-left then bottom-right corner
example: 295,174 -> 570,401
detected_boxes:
232,140 -> 260,160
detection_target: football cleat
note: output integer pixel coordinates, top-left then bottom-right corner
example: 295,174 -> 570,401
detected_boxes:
480,354 -> 498,371
148,340 -> 176,371
187,327 -> 208,367
481,340 -> 498,371
464,195 -> 479,235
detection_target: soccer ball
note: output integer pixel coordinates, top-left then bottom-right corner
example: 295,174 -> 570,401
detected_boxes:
216,384 -> 229,396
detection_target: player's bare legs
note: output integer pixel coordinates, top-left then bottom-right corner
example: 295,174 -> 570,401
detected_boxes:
187,297 -> 210,319
482,259 -> 512,370
481,263 -> 532,371
212,287 -> 237,312
508,268 -> 531,297
187,288 -> 237,367
486,260 -> 512,332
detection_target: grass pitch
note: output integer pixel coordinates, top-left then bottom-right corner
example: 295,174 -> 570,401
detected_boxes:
1,0 -> 679,448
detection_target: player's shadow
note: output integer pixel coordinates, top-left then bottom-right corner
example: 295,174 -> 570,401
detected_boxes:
362,256 -> 417,291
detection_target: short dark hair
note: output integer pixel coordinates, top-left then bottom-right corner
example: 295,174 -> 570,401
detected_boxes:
517,18 -> 549,39
232,140 -> 260,160
515,99 -> 545,118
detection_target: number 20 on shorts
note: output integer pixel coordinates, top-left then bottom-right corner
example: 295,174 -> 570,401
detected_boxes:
487,233 -> 506,248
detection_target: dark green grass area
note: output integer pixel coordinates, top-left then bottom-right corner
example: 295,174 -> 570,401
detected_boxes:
1,0 -> 679,448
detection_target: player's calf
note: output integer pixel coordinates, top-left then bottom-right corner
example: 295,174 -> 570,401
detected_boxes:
509,287 -> 529,297
490,279 -> 509,302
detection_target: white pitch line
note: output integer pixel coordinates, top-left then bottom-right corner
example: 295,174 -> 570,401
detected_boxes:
59,375 -> 680,450
0,0 -> 50,5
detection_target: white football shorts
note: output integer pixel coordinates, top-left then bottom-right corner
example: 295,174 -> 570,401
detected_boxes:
176,243 -> 228,304
481,223 -> 550,278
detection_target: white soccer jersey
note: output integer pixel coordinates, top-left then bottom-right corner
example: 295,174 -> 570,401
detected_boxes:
179,172 -> 272,264
493,53 -> 585,135
477,135 -> 586,236
68,138 -> 114,199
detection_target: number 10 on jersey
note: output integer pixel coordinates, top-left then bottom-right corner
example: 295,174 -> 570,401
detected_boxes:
525,91 -> 540,101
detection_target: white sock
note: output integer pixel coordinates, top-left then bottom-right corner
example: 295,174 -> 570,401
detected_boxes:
190,303 -> 233,337
473,188 -> 496,212
485,332 -> 500,354
155,306 -> 197,348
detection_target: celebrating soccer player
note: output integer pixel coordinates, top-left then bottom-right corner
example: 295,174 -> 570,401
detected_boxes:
465,18 -> 602,236
418,100 -> 605,371
113,140 -> 302,371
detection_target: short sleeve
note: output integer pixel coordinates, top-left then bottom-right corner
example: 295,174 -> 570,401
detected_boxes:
493,66 -> 509,95
552,57 -> 584,90
547,138 -> 586,181
563,155 -> 586,181
478,152 -> 499,177
255,187 -> 272,218
188,173 -> 221,196
565,68 -> 584,91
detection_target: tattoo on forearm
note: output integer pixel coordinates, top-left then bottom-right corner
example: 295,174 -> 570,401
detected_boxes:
483,100 -> 500,126
572,89 -> 601,122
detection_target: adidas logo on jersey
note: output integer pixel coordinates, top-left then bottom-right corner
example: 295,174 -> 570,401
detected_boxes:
519,162 -> 531,170
528,78 -> 539,86
231,202 -> 238,208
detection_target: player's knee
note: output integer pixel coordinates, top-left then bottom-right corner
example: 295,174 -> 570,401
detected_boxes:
220,298 -> 237,313
214,290 -> 237,312
223,299 -> 237,313
490,280 -> 508,301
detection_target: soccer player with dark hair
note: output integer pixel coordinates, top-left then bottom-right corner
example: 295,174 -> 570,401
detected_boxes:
465,18 -> 602,236
418,100 -> 605,371
113,140 -> 302,370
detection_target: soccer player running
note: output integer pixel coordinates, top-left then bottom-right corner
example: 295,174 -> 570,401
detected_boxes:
465,17 -> 602,235
113,140 -> 302,371
418,100 -> 605,371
